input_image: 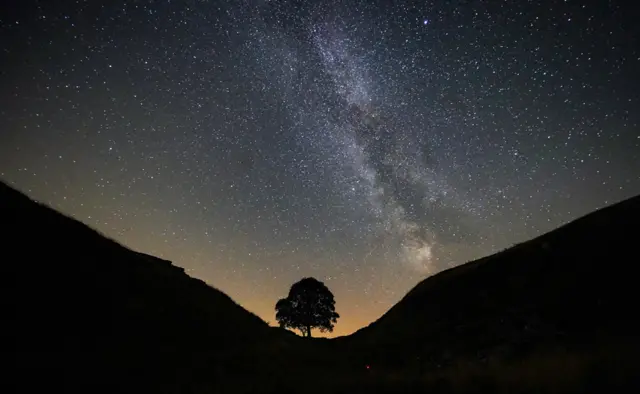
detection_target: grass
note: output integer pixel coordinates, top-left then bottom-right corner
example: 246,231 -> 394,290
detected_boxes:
318,340 -> 640,394
198,338 -> 639,394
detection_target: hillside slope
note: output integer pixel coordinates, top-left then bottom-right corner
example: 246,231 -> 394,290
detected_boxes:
6,178 -> 640,393
2,181 -> 289,393
344,194 -> 640,370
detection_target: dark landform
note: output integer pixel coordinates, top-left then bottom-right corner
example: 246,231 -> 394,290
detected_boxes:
5,180 -> 639,393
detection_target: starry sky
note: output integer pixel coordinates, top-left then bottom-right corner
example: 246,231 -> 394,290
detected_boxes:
1,0 -> 639,336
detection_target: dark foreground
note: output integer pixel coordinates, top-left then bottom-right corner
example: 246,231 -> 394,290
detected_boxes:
4,180 -> 639,393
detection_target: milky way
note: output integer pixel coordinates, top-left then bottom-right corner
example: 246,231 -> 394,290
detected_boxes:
1,0 -> 638,335
248,9 -> 487,274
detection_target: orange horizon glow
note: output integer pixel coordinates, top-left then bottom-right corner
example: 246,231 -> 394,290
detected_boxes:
214,278 -> 403,338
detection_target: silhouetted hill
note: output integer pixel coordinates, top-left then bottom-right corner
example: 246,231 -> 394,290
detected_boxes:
2,181 -> 291,393
344,195 -> 640,373
6,178 -> 640,393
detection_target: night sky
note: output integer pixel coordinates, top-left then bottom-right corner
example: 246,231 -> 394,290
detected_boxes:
1,0 -> 638,336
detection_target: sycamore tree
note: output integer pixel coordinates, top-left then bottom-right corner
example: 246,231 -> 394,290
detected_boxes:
275,277 -> 339,337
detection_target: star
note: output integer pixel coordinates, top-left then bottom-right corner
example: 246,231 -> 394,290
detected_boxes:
0,0 -> 638,337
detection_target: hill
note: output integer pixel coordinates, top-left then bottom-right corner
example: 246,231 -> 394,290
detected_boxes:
2,180 -> 296,393
6,178 -> 640,393
336,194 -> 640,391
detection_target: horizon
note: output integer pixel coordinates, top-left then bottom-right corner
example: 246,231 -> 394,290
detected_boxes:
1,0 -> 638,337
4,177 -> 637,338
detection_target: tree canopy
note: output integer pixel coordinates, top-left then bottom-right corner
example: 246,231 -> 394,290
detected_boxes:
275,277 -> 339,337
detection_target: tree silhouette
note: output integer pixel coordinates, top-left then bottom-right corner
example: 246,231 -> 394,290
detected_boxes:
275,277 -> 339,337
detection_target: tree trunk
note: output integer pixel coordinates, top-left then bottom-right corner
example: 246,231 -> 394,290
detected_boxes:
307,325 -> 312,338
